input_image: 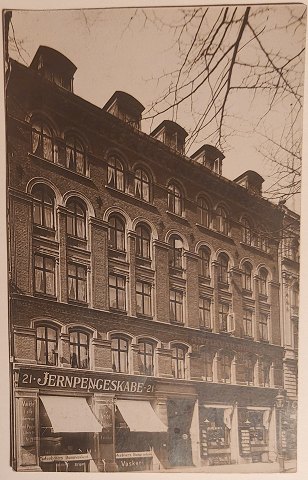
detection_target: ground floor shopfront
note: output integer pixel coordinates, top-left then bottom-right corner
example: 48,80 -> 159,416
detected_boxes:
12,365 -> 282,472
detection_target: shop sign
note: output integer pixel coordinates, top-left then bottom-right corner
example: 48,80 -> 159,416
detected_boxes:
19,398 -> 36,447
40,453 -> 92,462
116,452 -> 153,459
17,367 -> 155,395
116,457 -> 151,471
239,428 -> 251,455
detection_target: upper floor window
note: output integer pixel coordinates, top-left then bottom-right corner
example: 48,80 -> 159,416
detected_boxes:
109,274 -> 126,311
243,309 -> 253,337
199,297 -> 211,329
259,357 -> 271,387
65,136 -> 86,175
259,268 -> 268,296
108,215 -> 125,251
36,324 -> 58,366
68,263 -> 87,303
32,185 -> 55,230
138,340 -> 155,376
215,206 -> 229,235
242,218 -> 253,245
136,281 -> 152,317
168,235 -> 183,270
244,355 -> 255,385
168,182 -> 183,216
259,312 -> 269,341
292,283 -> 299,309
218,351 -> 232,383
135,224 -> 151,259
107,156 -> 125,191
197,196 -> 210,228
259,226 -> 269,253
66,199 -> 87,239
218,302 -> 229,332
204,351 -> 214,382
293,321 -> 299,350
199,246 -> 211,278
34,254 -> 56,297
69,329 -> 90,369
111,336 -> 129,373
288,237 -> 299,262
31,120 -> 54,162
242,261 -> 252,291
217,253 -> 229,284
171,344 -> 187,379
170,289 -> 184,324
135,168 -> 150,202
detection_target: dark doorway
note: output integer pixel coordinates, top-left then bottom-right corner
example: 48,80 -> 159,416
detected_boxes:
167,398 -> 194,467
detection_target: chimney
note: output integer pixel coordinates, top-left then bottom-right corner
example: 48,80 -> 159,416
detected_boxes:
150,120 -> 188,154
103,91 -> 144,129
30,45 -> 76,92
190,144 -> 225,175
234,170 -> 264,196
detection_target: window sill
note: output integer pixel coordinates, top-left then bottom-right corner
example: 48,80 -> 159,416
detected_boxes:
68,299 -> 88,307
196,223 -> 233,242
136,257 -> 152,268
218,281 -> 229,290
170,320 -> 185,326
108,248 -> 127,260
109,307 -> 127,315
240,242 -> 272,257
243,335 -> 254,340
242,288 -> 253,297
200,326 -> 212,332
258,338 -> 269,344
105,185 -> 157,210
136,313 -> 153,320
169,267 -> 185,278
33,225 -> 56,239
166,210 -> 188,223
29,153 -> 92,182
34,293 -> 57,301
258,293 -> 268,302
67,235 -> 88,249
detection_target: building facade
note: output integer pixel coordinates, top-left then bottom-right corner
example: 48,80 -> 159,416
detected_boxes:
7,46 -> 291,472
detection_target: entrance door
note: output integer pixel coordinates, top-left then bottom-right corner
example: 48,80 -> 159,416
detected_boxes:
167,399 -> 194,467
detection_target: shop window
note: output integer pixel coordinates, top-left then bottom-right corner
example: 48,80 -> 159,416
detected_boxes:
198,246 -> 211,278
168,182 -> 183,216
259,312 -> 269,341
108,214 -> 126,251
32,185 -> 55,230
217,253 -> 229,284
135,224 -> 151,259
242,261 -> 252,291
36,324 -> 58,365
197,196 -> 210,228
243,309 -> 253,337
238,409 -> 268,449
34,254 -> 56,297
171,344 -> 187,379
107,155 -> 125,191
68,263 -> 87,303
218,302 -> 229,332
215,206 -> 229,235
199,297 -> 211,329
65,136 -> 86,175
134,168 -> 150,202
66,199 -> 87,240
259,268 -> 268,296
109,274 -> 126,311
199,408 -> 231,450
31,119 -> 54,162
111,336 -> 129,373
138,340 -> 155,375
136,281 -> 152,317
218,352 -> 232,383
168,235 -> 183,271
69,330 -> 90,369
170,289 -> 184,324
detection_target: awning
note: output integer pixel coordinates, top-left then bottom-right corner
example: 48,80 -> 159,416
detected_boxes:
40,395 -> 102,433
116,400 -> 167,432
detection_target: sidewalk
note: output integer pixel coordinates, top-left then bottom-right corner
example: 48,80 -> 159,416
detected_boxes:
159,460 -> 297,473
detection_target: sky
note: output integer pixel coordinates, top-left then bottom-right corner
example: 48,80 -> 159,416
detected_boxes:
7,4 -> 306,212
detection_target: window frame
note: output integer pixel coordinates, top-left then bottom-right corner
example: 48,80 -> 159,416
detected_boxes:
107,156 -> 125,192
134,168 -> 151,202
34,253 -> 56,297
243,262 -> 253,291
36,324 -> 58,366
197,196 -> 210,228
109,274 -> 127,312
170,288 -> 184,324
108,215 -> 126,252
218,301 -> 229,332
138,340 -> 155,376
135,224 -> 151,260
259,268 -> 268,296
259,312 -> 269,341
69,329 -> 90,369
111,336 -> 129,373
66,199 -> 87,240
219,352 -> 232,384
168,235 -> 183,270
67,263 -> 88,304
216,206 -> 229,235
217,253 -> 229,284
65,136 -> 86,175
199,296 -> 211,329
31,119 -> 55,162
32,185 -> 55,230
136,280 -> 152,317
168,182 -> 183,216
171,344 -> 187,379
199,246 -> 211,278
243,308 -> 253,337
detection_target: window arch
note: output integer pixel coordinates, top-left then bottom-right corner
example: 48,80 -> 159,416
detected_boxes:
197,196 -> 210,228
69,329 -> 90,369
108,214 -> 126,251
168,234 -> 183,270
198,246 -> 211,278
135,223 -> 151,259
138,339 -> 155,376
65,135 -> 86,175
107,155 -> 125,191
32,184 -> 55,229
168,182 -> 183,216
217,252 -> 229,284
111,336 -> 130,373
134,168 -> 151,202
171,344 -> 187,379
259,268 -> 268,295
242,261 -> 253,291
66,198 -> 87,239
36,324 -> 58,366
215,206 -> 229,235
31,119 -> 54,162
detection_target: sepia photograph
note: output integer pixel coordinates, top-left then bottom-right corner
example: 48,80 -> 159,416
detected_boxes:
2,0 -> 307,475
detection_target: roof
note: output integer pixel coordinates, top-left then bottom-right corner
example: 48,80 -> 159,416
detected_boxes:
150,120 -> 188,139
103,91 -> 145,115
190,144 -> 225,161
30,45 -> 77,75
234,170 -> 264,185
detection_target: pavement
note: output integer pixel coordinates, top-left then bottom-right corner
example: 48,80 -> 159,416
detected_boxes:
158,459 -> 297,474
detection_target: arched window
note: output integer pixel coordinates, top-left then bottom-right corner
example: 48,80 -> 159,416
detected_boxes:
32,185 -> 55,229
107,156 -> 124,191
108,214 -> 125,251
66,198 -> 87,239
31,120 -> 54,161
216,206 -> 229,235
242,218 -> 253,245
138,340 -> 155,376
259,226 -> 269,252
135,168 -> 150,202
111,336 -> 129,373
65,136 -> 86,175
218,352 -> 232,383
259,268 -> 268,295
168,182 -> 183,216
36,324 -> 58,366
168,235 -> 183,270
135,224 -> 151,259
69,329 -> 90,369
171,344 -> 187,379
198,246 -> 211,278
217,253 -> 229,284
197,196 -> 210,228
242,261 -> 252,291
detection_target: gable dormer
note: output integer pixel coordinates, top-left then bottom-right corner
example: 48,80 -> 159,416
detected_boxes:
234,170 -> 264,196
103,91 -> 144,129
150,120 -> 188,155
190,144 -> 225,175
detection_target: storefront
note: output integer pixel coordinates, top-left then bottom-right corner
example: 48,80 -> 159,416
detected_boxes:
199,404 -> 233,466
